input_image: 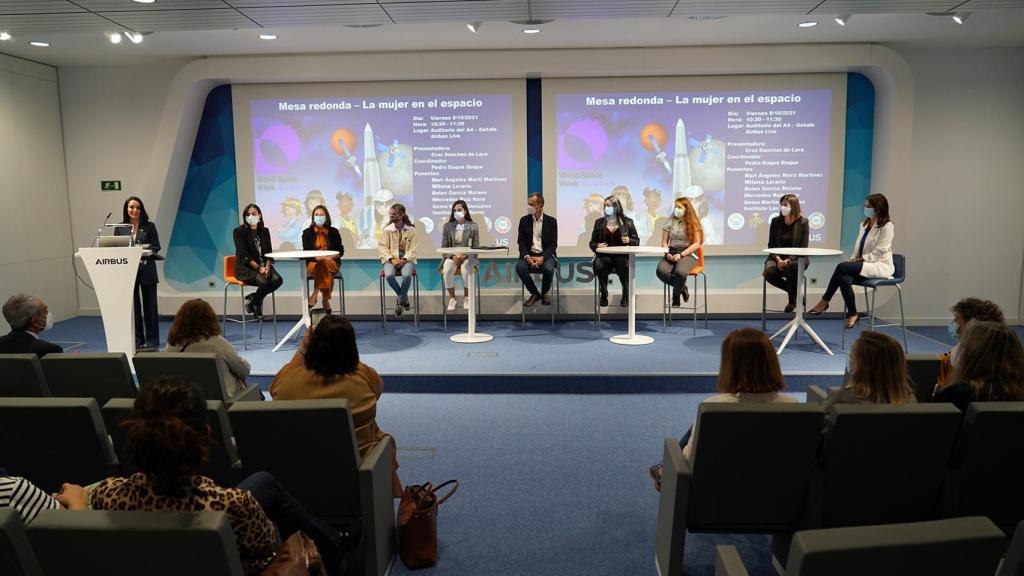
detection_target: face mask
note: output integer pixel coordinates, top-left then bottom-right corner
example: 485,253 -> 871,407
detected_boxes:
948,320 -> 959,341
454,210 -> 465,221
38,311 -> 53,332
780,205 -> 792,216
604,206 -> 615,217
313,215 -> 326,226
528,205 -> 538,215
864,207 -> 876,218
245,215 -> 260,226
673,207 -> 685,218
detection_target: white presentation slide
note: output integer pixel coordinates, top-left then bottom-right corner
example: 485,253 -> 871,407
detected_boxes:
233,80 -> 527,258
543,74 -> 847,256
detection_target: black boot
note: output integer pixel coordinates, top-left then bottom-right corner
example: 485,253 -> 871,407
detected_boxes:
599,284 -> 609,307
620,287 -> 629,307
672,277 -> 685,307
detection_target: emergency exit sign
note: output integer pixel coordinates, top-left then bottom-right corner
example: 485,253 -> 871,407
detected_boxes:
101,180 -> 122,191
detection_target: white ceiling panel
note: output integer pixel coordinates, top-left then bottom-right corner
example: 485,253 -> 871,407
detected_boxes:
74,0 -> 229,10
962,0 -> 1024,7
0,13 -> 112,33
385,0 -> 529,23
532,0 -> 676,19
0,1 -> 86,15
241,5 -> 391,26
817,0 -> 963,13
232,0 -> 370,6
669,0 -> 820,16
100,8 -> 258,31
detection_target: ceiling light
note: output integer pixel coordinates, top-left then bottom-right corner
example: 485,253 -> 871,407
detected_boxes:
952,12 -> 970,24
834,15 -> 850,26
259,33 -> 278,40
467,22 -> 481,33
0,33 -> 10,41
133,0 -> 156,3
798,21 -> 818,28
126,32 -> 144,44
29,41 -> 49,47
109,32 -> 122,44
523,27 -> 541,34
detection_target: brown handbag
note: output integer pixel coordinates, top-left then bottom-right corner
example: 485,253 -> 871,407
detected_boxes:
397,480 -> 459,569
261,531 -> 326,576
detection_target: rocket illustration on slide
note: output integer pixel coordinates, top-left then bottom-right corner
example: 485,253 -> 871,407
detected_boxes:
648,134 -> 672,174
672,118 -> 693,199
341,141 -> 362,178
359,123 -> 383,248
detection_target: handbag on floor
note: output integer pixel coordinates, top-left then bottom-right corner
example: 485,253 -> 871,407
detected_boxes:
397,480 -> 459,569
261,530 -> 326,576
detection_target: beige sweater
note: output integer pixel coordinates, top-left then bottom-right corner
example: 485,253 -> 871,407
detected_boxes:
378,223 -> 418,264
164,335 -> 250,397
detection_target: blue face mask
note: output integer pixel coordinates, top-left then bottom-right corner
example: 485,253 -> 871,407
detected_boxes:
948,320 -> 959,341
313,215 -> 326,226
245,215 -> 260,226
604,206 -> 615,217
864,207 -> 876,218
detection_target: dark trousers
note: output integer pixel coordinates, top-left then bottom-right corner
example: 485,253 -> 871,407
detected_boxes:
133,282 -> 159,347
237,471 -> 347,575
656,256 -> 697,299
593,254 -> 628,297
236,267 -> 284,307
516,256 -> 556,297
822,261 -> 865,317
763,258 -> 807,306
678,426 -> 693,449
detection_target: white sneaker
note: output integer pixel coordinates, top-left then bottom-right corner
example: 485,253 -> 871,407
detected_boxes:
447,298 -> 457,311
460,298 -> 468,309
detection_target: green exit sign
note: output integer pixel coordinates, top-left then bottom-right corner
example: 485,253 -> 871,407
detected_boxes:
101,180 -> 122,191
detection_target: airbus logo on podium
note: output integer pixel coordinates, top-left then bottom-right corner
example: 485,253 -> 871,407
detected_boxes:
95,258 -> 129,265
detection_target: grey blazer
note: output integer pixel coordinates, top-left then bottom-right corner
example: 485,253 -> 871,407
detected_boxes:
441,220 -> 479,251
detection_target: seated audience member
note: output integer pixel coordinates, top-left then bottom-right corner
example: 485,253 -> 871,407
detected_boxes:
648,328 -> 797,490
938,297 -> 1005,387
932,320 -> 1024,412
55,376 -> 347,575
0,469 -> 60,523
0,294 -> 62,357
164,299 -> 251,397
825,332 -> 915,409
271,315 -> 401,496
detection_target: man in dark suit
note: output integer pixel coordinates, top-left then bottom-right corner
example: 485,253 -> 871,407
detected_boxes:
0,294 -> 62,357
516,193 -> 558,307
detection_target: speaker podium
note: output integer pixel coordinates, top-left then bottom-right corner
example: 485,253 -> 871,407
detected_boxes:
76,246 -> 143,356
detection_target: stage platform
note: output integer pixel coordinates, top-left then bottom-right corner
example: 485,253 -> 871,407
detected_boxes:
44,314 -> 973,394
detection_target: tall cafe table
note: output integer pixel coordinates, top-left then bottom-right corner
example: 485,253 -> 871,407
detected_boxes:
763,247 -> 844,355
265,250 -> 339,352
596,245 -> 668,345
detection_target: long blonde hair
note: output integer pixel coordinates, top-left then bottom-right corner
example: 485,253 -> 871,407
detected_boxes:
673,198 -> 703,245
847,332 -> 913,404
947,321 -> 1024,401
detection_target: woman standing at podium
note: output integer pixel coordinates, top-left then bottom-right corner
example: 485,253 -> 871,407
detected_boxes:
118,196 -> 160,350
233,204 -> 283,318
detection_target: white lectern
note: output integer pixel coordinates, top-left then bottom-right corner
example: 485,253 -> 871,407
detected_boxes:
76,246 -> 143,357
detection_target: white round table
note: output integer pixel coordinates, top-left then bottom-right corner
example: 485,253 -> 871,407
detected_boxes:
763,247 -> 843,355
596,245 -> 668,345
438,247 -> 499,343
266,250 -> 340,352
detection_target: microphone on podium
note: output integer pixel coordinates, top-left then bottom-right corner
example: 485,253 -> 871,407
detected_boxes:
93,212 -> 113,247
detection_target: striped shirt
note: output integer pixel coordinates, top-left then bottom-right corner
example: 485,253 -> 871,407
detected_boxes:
0,474 -> 60,524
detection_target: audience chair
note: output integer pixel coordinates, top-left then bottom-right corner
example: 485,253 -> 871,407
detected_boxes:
999,520 -> 1024,576
228,399 -> 395,576
102,398 -> 242,486
843,253 -> 907,350
222,255 -> 277,350
655,403 -> 826,576
41,353 -> 136,406
520,258 -> 560,327
0,354 -> 50,398
805,384 -> 839,405
906,353 -> 943,402
0,398 -> 118,493
27,510 -> 243,576
379,267 -> 419,332
944,402 -> 1024,534
306,267 -> 346,316
761,272 -> 807,331
441,264 -> 481,333
0,509 -> 43,576
132,353 -> 262,403
716,516 -> 1005,576
661,247 -> 709,335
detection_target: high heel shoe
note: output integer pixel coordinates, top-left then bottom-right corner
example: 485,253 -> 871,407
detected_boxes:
808,303 -> 829,316
845,314 -> 859,329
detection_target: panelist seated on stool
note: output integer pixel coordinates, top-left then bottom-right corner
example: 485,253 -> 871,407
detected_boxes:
302,205 -> 344,314
517,193 -> 558,308
378,203 -> 418,317
440,200 -> 480,312
589,195 -> 639,308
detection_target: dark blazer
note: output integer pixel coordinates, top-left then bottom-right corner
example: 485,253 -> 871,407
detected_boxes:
0,330 -> 63,357
766,216 -> 808,261
301,226 -> 344,259
517,214 -> 558,260
115,221 -> 160,285
233,225 -> 275,276
589,216 -> 639,254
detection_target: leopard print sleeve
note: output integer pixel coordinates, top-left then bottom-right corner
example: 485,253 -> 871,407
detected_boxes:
228,489 -> 279,564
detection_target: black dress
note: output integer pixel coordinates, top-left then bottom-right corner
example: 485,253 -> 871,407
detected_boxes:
116,221 -> 160,348
232,225 -> 283,310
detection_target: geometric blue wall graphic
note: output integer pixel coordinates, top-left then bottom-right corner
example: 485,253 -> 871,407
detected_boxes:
839,72 -> 876,252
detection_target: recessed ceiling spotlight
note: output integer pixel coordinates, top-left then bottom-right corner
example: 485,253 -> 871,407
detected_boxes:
952,12 -> 970,24
688,15 -> 727,21
29,41 -> 49,47
109,32 -> 122,44
523,27 -> 541,34
511,18 -> 551,34
798,21 -> 818,28
133,0 -> 156,3
466,22 -> 481,33
834,15 -> 850,26
0,32 -> 11,41
126,31 -> 144,44
259,33 -> 278,40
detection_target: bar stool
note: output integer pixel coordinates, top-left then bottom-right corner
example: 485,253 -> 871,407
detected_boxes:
521,259 -> 560,327
843,253 -> 908,350
592,258 -> 616,327
380,267 -> 419,332
661,247 -> 708,335
305,268 -> 346,316
222,255 -> 277,350
440,265 -> 481,333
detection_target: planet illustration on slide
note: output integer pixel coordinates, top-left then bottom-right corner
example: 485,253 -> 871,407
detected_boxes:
330,128 -> 357,157
558,117 -> 608,169
639,122 -> 667,152
419,217 -> 434,234
254,123 -> 300,173
378,143 -> 414,197
688,138 -> 726,192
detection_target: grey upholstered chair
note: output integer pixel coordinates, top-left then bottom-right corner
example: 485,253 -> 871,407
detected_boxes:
132,353 -> 262,403
906,353 -> 943,402
999,520 -> 1024,576
102,398 -> 241,486
41,352 -> 136,406
717,516 -> 1005,576
228,399 -> 395,576
0,354 -> 50,398
655,403 -> 826,576
0,509 -> 43,576
0,398 -> 118,493
27,510 -> 242,576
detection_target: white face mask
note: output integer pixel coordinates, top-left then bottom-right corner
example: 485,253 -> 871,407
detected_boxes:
673,207 -> 685,218
313,215 -> 326,226
604,206 -> 615,217
453,210 -> 465,221
528,205 -> 538,215
780,205 -> 792,216
36,311 -> 53,332
245,215 -> 260,226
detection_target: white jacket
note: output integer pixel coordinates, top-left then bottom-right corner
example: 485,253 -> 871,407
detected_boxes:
851,221 -> 895,278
